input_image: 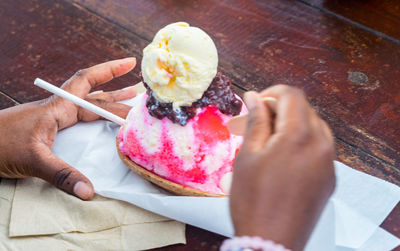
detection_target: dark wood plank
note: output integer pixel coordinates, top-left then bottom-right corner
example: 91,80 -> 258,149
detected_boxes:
381,202 -> 400,246
302,0 -> 400,42
0,0 -> 148,102
335,139 -> 400,187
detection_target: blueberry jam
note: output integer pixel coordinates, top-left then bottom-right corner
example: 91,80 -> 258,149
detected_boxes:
143,72 -> 242,126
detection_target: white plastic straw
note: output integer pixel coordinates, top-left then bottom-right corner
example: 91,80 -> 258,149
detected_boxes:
34,78 -> 126,126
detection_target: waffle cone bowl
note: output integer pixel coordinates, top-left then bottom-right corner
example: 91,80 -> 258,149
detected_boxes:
116,133 -> 226,197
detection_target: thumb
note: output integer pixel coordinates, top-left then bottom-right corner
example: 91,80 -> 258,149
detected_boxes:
34,147 -> 94,200
242,91 -> 271,151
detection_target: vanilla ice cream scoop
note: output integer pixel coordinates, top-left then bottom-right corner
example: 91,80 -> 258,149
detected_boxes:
141,22 -> 218,108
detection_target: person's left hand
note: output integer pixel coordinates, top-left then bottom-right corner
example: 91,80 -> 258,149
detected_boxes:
0,57 -> 137,200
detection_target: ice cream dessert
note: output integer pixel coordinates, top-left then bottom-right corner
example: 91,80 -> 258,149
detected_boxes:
117,22 -> 246,196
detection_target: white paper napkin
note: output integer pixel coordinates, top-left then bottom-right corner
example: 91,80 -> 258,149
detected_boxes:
0,179 -> 186,251
52,109 -> 400,250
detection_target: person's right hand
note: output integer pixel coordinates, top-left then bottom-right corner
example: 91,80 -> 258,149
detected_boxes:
230,85 -> 336,251
0,58 -> 137,200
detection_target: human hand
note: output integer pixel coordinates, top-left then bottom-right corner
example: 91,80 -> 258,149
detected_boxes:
0,58 -> 137,200
230,85 -> 336,250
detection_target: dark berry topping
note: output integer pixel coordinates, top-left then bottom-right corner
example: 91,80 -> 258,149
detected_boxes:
142,72 -> 242,126
192,73 -> 243,116
146,91 -> 197,126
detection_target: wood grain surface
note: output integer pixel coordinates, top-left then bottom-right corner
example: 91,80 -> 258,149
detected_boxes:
0,0 -> 146,102
71,0 -> 400,183
0,0 -> 399,250
303,0 -> 400,42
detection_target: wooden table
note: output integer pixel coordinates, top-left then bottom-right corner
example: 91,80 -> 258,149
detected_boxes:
1,0 -> 399,250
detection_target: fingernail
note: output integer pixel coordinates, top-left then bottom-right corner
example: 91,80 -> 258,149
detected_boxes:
122,86 -> 135,91
73,181 -> 93,200
244,91 -> 259,110
90,90 -> 104,95
122,57 -> 136,63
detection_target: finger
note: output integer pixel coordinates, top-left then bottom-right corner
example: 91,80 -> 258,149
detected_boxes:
87,86 -> 137,102
321,120 -> 336,159
261,85 -> 312,135
262,97 -> 277,113
61,57 -> 137,98
318,118 -> 334,144
34,147 -> 94,200
241,91 -> 271,151
78,100 -> 132,121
